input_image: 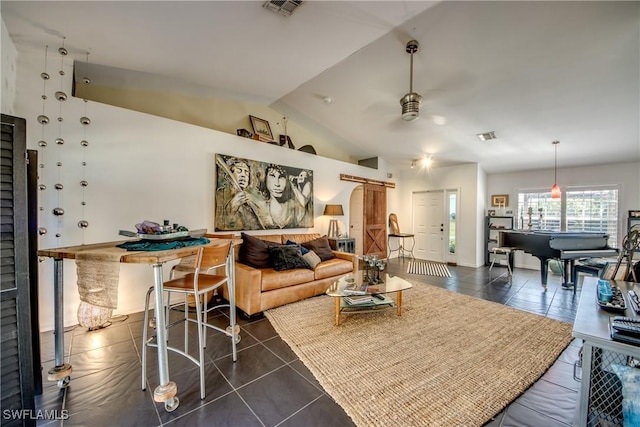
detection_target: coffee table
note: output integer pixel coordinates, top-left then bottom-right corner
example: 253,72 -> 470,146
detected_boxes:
326,271 -> 412,326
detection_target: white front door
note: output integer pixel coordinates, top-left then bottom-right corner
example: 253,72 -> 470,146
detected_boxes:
413,191 -> 445,262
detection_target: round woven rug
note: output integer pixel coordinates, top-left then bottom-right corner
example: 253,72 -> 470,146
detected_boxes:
265,281 -> 573,427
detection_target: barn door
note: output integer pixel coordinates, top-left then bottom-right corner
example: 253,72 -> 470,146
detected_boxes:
363,184 -> 387,258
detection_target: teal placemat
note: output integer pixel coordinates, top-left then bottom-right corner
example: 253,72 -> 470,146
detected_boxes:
117,237 -> 210,251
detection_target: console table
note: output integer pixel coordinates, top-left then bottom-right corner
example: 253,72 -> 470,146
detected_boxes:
572,277 -> 639,426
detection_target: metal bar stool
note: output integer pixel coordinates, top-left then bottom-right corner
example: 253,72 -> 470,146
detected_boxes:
141,241 -> 239,402
387,213 -> 415,260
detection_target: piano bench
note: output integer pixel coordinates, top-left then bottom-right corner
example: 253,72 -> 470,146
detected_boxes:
490,247 -> 516,278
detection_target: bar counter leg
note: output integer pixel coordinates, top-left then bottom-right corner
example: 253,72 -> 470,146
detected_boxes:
151,263 -> 179,412
47,258 -> 72,388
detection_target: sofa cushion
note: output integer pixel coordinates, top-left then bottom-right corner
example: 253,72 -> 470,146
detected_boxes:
261,268 -> 315,291
270,245 -> 311,271
286,239 -> 309,254
302,250 -> 322,269
314,258 -> 354,280
257,234 -> 283,244
239,232 -> 276,268
281,233 -> 321,244
301,236 -> 336,261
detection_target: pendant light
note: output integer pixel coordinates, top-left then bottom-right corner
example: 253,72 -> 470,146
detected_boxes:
551,141 -> 561,199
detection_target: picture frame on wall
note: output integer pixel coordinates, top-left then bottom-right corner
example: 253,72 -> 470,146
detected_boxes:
249,115 -> 274,142
491,194 -> 509,207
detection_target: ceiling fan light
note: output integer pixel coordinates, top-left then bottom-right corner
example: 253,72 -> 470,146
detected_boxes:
400,92 -> 422,121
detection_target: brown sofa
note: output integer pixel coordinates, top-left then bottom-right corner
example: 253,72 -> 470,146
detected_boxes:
222,233 -> 357,317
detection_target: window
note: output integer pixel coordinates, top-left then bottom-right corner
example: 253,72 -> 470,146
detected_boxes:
517,186 -> 619,247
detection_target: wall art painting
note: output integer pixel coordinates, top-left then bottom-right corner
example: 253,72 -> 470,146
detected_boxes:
215,154 -> 314,231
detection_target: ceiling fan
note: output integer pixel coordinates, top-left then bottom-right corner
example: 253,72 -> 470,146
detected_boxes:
399,40 -> 422,121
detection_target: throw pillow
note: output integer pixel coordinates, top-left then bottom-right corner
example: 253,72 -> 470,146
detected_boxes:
610,364 -> 640,427
286,239 -> 309,255
302,250 -> 322,269
301,236 -> 336,261
269,245 -> 311,271
239,232 -> 274,269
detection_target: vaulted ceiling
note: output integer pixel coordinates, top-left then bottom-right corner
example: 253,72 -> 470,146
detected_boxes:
2,1 -> 639,173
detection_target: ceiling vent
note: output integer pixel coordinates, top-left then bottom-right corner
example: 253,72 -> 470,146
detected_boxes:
477,131 -> 497,141
263,0 -> 302,16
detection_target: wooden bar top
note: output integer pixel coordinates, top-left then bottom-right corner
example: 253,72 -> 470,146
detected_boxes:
38,237 -> 241,264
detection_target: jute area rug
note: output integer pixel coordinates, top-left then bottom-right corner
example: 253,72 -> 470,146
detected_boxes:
265,282 -> 572,427
407,261 -> 452,277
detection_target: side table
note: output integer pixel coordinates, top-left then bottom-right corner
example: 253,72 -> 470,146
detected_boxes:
572,276 -> 639,426
328,237 -> 355,254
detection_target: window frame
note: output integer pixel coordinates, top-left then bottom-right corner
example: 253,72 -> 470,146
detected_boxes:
516,184 -> 620,247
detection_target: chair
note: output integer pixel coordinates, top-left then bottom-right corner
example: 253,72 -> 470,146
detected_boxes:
141,241 -> 239,400
387,213 -> 415,260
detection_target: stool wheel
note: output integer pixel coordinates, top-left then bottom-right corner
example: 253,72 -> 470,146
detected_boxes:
57,376 -> 70,389
165,396 -> 179,412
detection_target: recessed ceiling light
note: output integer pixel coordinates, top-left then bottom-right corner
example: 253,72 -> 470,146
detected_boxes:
477,131 -> 497,141
432,115 -> 447,126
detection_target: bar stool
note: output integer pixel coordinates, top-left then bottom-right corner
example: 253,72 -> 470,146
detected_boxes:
141,241 -> 239,400
387,213 -> 415,260
489,246 -> 515,280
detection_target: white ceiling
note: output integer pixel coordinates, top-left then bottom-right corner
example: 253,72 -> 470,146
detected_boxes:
2,1 -> 639,173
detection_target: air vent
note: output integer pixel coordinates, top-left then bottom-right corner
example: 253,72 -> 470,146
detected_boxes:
477,131 -> 497,141
263,0 -> 302,16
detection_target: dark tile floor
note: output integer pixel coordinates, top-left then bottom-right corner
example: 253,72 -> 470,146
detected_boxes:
35,260 -> 585,426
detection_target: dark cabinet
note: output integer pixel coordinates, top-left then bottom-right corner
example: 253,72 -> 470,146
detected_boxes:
328,237 -> 356,254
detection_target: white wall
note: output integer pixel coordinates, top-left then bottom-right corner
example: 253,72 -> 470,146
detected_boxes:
12,50 -> 397,331
400,163 -> 484,268
487,162 -> 640,269
1,18 -> 17,115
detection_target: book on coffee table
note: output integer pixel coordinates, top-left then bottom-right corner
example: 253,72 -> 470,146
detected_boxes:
344,295 -> 374,305
343,294 -> 393,307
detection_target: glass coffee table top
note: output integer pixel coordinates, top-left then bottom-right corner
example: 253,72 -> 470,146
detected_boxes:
326,271 -> 412,326
326,270 -> 412,297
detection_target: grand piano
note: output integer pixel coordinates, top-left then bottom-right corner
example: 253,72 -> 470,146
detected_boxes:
498,230 -> 618,288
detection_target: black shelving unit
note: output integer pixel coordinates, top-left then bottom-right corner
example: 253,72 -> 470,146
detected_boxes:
485,216 -> 514,266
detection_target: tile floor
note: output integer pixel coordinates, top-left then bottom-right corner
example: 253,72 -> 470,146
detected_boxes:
35,260 -> 585,426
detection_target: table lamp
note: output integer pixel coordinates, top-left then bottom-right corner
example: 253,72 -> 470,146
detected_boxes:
323,204 -> 344,238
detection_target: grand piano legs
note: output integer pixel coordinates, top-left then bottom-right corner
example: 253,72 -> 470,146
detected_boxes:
537,257 -> 575,290
539,257 -> 549,289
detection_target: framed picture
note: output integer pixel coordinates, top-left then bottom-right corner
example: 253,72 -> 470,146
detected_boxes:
491,194 -> 509,207
487,209 -> 496,216
249,116 -> 274,141
629,210 -> 640,218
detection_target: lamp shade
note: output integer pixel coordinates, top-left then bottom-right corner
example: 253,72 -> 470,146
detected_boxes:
323,204 -> 344,216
